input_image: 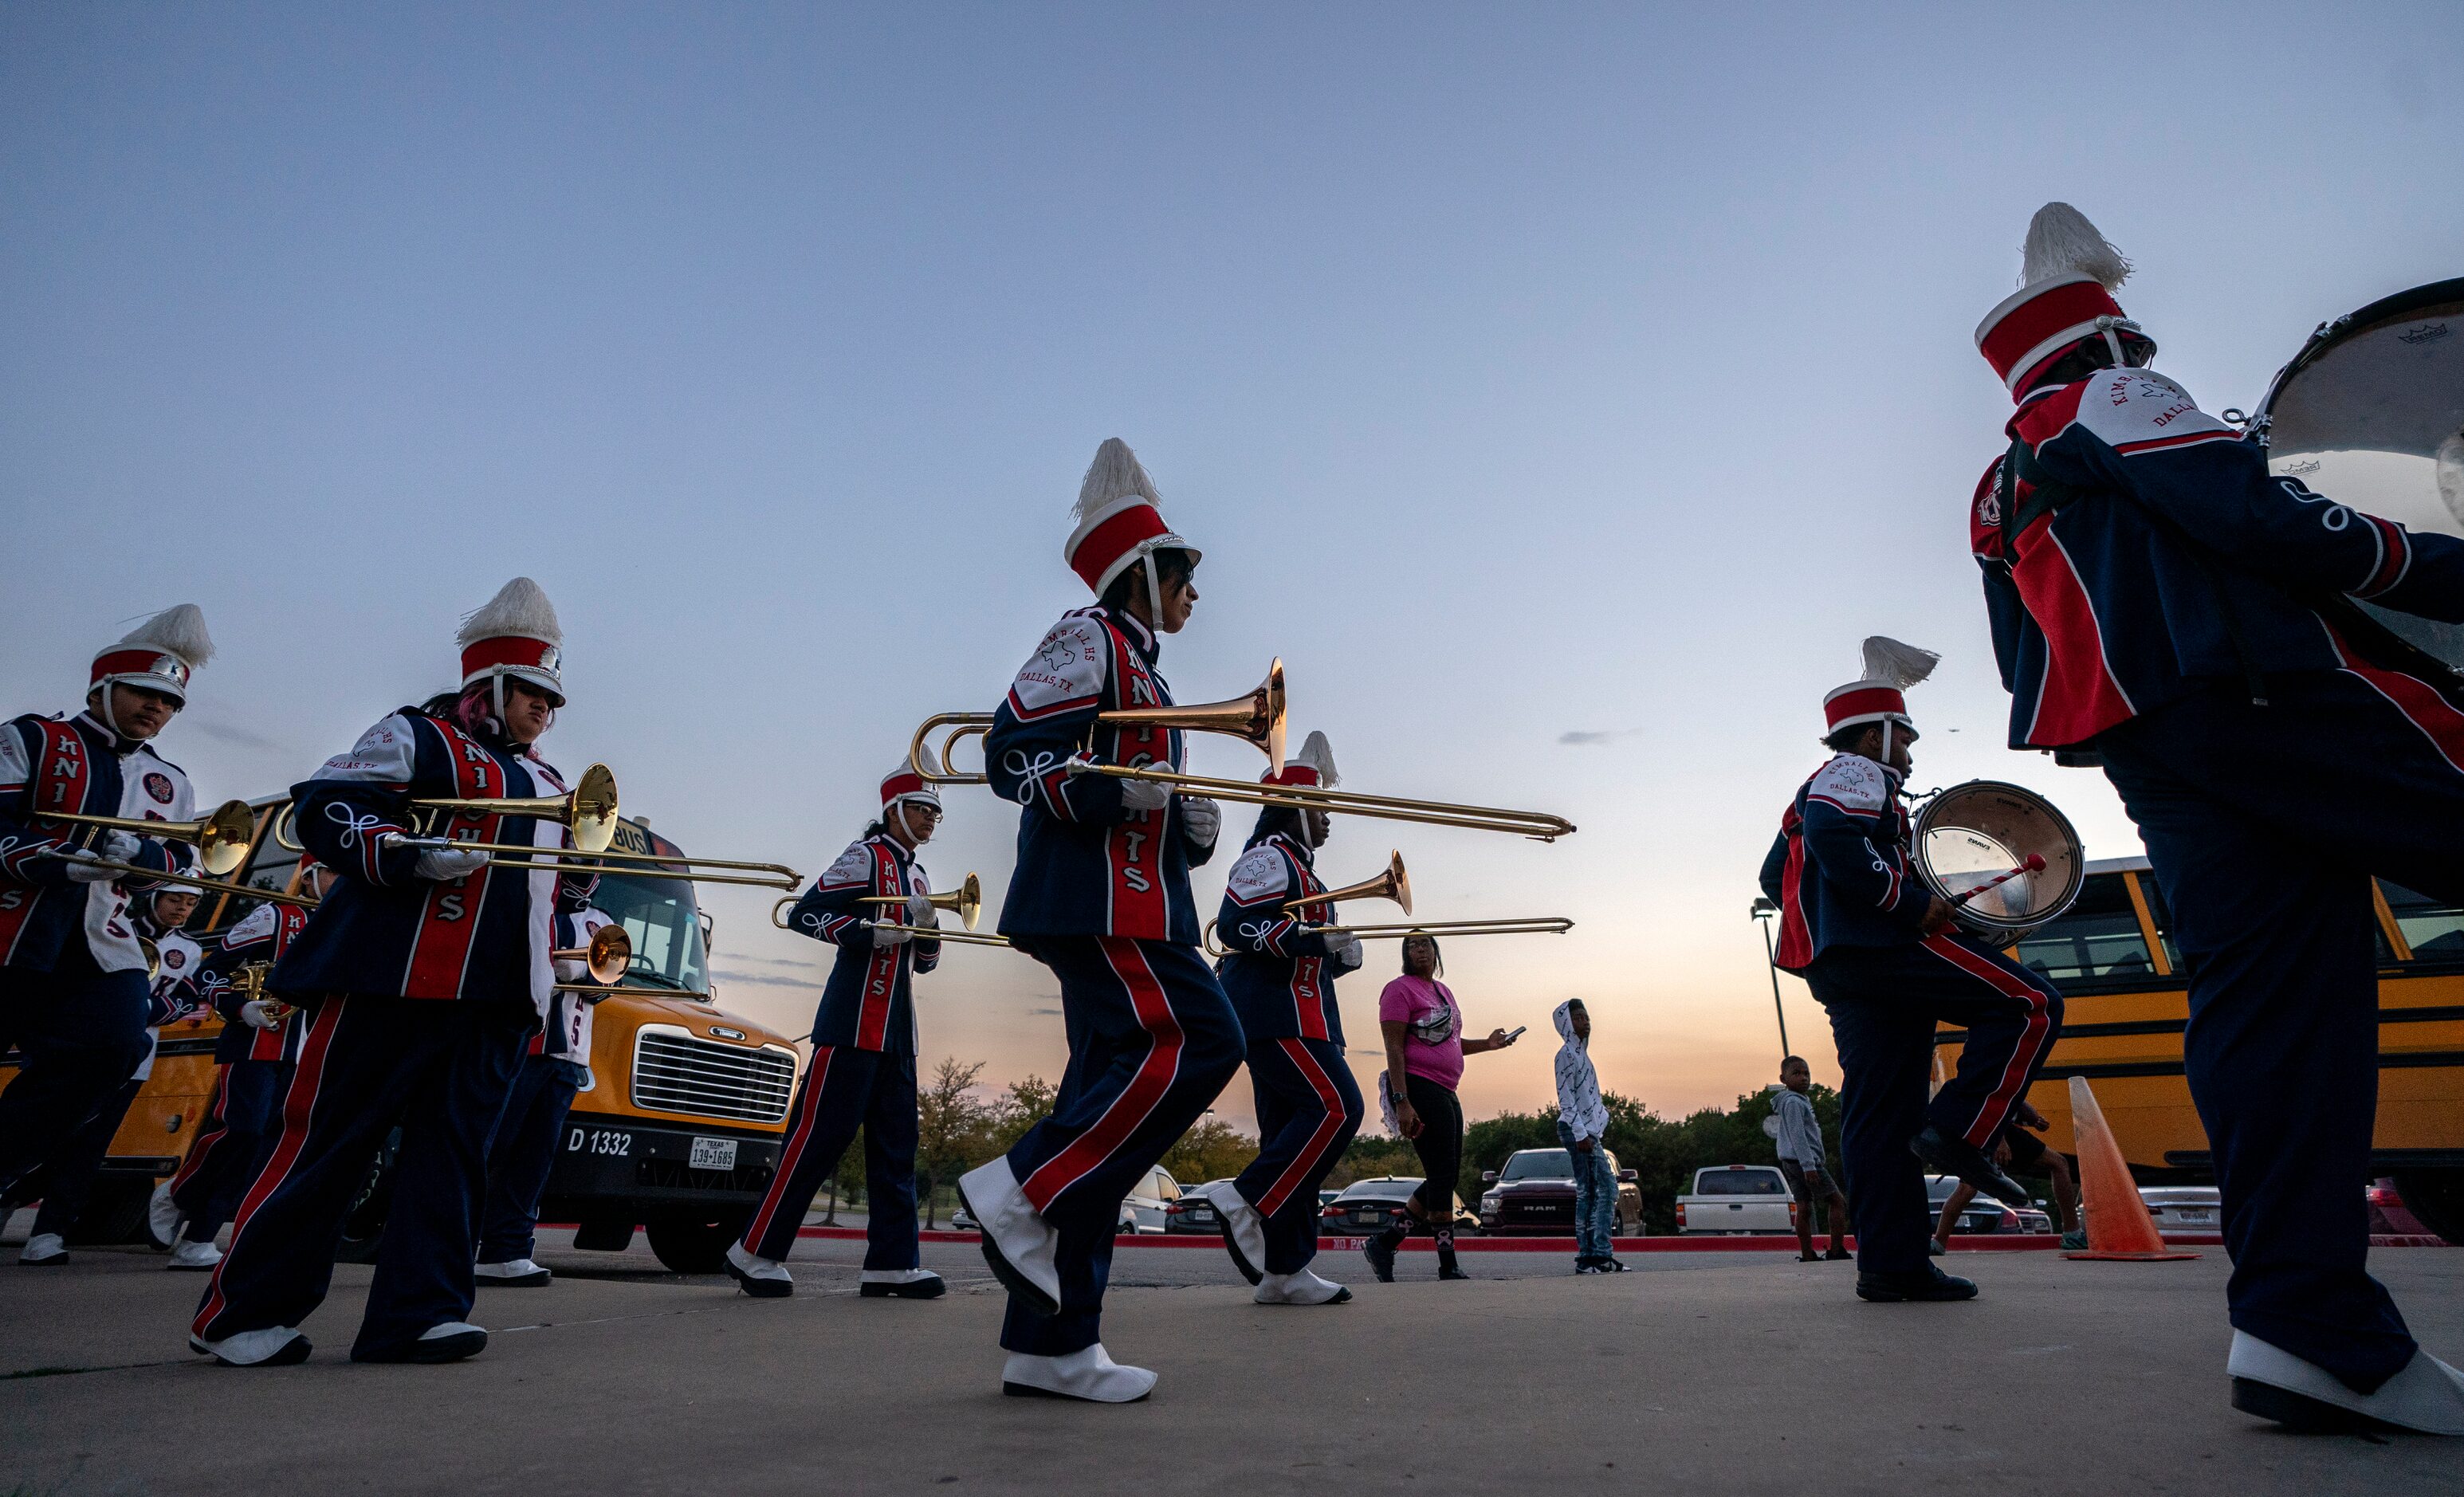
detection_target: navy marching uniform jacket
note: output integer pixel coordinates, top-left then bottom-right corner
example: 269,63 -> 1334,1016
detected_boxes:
1973,365 -> 2464,750
1214,831 -> 1359,1046
202,901 -> 314,1066
781,833 -> 942,1055
0,710 -> 195,974
534,907 -> 613,1064
984,605 -> 1218,945
1759,754 -> 1931,973
273,707 -> 586,1011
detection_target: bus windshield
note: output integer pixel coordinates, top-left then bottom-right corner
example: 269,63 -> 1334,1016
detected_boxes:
591,872 -> 709,995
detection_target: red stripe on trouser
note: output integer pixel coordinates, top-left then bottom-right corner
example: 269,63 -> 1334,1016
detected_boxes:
741,1045 -> 835,1252
1920,934 -> 2053,1147
2332,643 -> 2464,774
1256,1039 -> 1346,1216
167,1064 -> 234,1193
1020,937 -> 1185,1212
193,997 -> 345,1337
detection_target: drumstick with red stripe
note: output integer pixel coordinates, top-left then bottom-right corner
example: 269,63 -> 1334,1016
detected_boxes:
1947,853 -> 2045,908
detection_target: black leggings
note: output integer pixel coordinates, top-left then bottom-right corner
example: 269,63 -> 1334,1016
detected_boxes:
1404,1074 -> 1464,1222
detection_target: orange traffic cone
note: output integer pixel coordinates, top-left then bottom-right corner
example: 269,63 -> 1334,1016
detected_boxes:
2062,1075 -> 2199,1261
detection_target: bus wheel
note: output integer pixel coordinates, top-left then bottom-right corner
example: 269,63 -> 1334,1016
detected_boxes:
2391,1170 -> 2464,1246
645,1210 -> 753,1275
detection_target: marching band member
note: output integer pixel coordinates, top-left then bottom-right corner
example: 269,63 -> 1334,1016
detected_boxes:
957,438 -> 1244,1403
1203,731 -> 1365,1306
723,766 -> 949,1301
190,578 -> 587,1368
18,886 -> 202,1264
1969,205 -> 2464,1432
1756,638 -> 2063,1304
474,895 -> 608,1288
0,606 -> 213,1212
156,862 -> 335,1271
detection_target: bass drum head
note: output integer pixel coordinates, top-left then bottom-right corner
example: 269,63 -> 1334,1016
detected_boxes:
1913,781 -> 2085,940
2258,278 -> 2464,667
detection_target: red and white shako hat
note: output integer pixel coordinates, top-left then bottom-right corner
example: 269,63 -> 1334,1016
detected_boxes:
91,604 -> 215,707
1975,202 -> 2149,398
1064,438 -> 1201,606
1263,729 -> 1338,791
1823,637 -> 1939,742
879,764 -> 942,818
457,577 -> 565,705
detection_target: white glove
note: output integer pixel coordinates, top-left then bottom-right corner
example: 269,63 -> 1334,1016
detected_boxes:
906,892 -> 934,924
98,830 -> 143,862
1323,930 -> 1364,971
1178,795 -> 1221,847
864,919 -> 910,949
61,851 -> 121,882
1118,776 -> 1173,812
241,1000 -> 284,1031
402,840 -> 489,882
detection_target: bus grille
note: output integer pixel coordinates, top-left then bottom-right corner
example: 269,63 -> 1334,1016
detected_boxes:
629,1027 -> 797,1124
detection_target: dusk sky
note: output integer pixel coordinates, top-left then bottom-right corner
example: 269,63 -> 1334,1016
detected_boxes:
6,2 -> 2457,1131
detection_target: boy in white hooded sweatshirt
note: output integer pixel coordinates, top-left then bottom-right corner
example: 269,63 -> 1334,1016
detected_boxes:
1553,1000 -> 1625,1273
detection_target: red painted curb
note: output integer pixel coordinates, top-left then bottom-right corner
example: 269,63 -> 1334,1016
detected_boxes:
545,1224 -> 2448,1251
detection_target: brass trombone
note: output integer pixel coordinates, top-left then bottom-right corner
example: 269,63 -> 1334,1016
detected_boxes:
1070,760 -> 1576,842
1319,917 -> 1574,941
1291,851 -> 1412,917
769,895 -> 1016,947
909,660 -> 1288,784
36,799 -> 261,876
33,851 -> 320,909
553,924 -> 634,985
860,872 -> 982,930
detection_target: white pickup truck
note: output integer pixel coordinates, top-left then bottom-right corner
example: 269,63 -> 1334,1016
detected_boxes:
1675,1164 -> 1798,1235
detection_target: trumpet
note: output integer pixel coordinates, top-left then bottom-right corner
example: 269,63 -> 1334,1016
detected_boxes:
277,764 -> 803,890
33,851 -> 320,909
36,799 -> 260,876
909,660 -> 1288,784
222,959 -> 297,1022
770,896 -> 1016,947
859,873 -> 982,929
1289,851 -> 1412,917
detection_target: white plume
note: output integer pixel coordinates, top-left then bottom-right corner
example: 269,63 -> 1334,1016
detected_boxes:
1074,438 -> 1163,524
2021,202 -> 2131,291
1294,729 -> 1340,789
114,603 -> 215,667
1861,636 -> 1939,690
457,576 -> 563,646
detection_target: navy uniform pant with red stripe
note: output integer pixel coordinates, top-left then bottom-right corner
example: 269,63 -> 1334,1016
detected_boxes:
1805,933 -> 2061,1277
169,1060 -> 289,1244
737,1044 -> 919,1268
477,1054 -> 584,1265
193,996 -> 532,1360
2098,670 -> 2464,1391
1232,1035 -> 1363,1275
1001,936 -> 1243,1356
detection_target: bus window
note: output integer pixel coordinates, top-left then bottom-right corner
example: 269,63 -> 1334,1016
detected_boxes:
2133,873 -> 2184,972
2009,873 -> 2157,984
2381,882 -> 2464,964
590,871 -> 709,994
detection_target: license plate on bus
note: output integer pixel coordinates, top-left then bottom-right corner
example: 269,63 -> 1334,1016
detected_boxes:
690,1137 -> 738,1171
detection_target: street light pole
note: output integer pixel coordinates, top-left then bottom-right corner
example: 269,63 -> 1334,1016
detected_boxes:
1750,898 -> 1790,1059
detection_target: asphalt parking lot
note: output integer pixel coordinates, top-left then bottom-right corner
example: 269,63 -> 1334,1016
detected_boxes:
3,1217 -> 2458,1495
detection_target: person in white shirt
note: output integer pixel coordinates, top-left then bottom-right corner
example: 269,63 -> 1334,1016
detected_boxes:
1552,1000 -> 1623,1274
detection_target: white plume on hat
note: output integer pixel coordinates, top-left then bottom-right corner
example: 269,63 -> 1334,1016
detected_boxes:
458,576 -> 563,648
113,604 -> 216,668
1292,729 -> 1340,789
1075,437 -> 1165,524
2020,202 -> 2131,292
1860,636 -> 1939,690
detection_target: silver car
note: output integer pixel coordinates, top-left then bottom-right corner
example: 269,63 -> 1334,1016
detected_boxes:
2138,1185 -> 2222,1233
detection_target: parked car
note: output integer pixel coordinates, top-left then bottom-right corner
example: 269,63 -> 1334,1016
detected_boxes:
1120,1165 -> 1181,1234
2137,1185 -> 2221,1234
1318,1177 -> 1480,1237
1476,1147 -> 1641,1235
2369,1178 -> 2432,1236
1925,1174 -> 2053,1234
1675,1164 -> 1797,1235
1165,1179 -> 1237,1235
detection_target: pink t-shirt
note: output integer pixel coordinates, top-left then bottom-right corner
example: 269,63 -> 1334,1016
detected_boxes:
1378,975 -> 1464,1091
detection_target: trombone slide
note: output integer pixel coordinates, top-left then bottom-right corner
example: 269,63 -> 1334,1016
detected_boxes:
1063,759 -> 1576,841
33,852 -> 319,909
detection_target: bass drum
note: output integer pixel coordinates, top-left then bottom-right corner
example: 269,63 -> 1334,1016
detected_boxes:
1910,780 -> 2084,943
2251,277 -> 2464,667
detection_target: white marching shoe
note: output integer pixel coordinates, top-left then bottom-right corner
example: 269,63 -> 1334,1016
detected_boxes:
147,1181 -> 181,1248
191,1326 -> 311,1367
18,1232 -> 68,1265
1001,1343 -> 1157,1403
1255,1268 -> 1352,1306
1201,1181 -> 1267,1286
859,1267 -> 948,1299
725,1241 -> 793,1299
959,1156 -> 1061,1317
2228,1329 -> 2464,1435
474,1257 -> 552,1287
167,1237 -> 223,1271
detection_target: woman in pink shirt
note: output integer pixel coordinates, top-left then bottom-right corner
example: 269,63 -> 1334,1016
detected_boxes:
1369,933 -> 1520,1282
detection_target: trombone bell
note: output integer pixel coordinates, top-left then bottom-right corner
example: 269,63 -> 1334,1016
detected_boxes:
1290,850 -> 1412,917
550,923 -> 633,985
860,871 -> 983,930
1098,658 -> 1286,775
412,762 -> 621,855
36,798 -> 261,877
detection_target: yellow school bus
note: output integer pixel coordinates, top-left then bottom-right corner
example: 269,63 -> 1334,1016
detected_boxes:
4,800 -> 805,1271
1935,855 -> 2464,1244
